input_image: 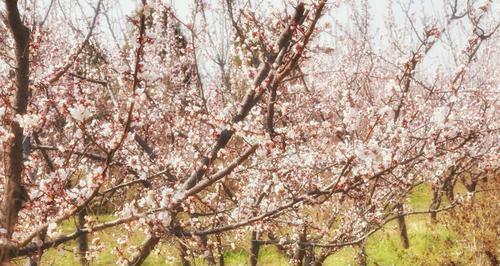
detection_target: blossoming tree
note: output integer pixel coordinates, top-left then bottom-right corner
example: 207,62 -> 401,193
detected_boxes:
0,0 -> 498,265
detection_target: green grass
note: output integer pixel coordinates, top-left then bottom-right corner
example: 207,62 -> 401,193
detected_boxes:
223,246 -> 289,266
32,184 -> 473,265
324,247 -> 356,265
362,218 -> 461,266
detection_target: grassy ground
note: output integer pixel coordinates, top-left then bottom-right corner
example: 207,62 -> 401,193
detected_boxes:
22,184 -> 477,265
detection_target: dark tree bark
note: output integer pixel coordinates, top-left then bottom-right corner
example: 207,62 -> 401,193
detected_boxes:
249,230 -> 261,266
25,224 -> 46,266
443,167 -> 457,202
356,243 -> 367,266
429,186 -> 442,223
1,0 -> 30,262
78,210 -> 89,266
462,174 -> 479,192
127,236 -> 160,266
292,226 -> 308,266
431,167 -> 457,222
395,203 -> 410,249
303,244 -> 314,266
312,251 -> 329,266
216,234 -> 225,266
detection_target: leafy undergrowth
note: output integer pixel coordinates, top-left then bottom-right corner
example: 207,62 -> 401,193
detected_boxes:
26,185 -> 476,265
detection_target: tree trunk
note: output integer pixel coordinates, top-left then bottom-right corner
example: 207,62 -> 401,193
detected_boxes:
443,167 -> 456,203
249,230 -> 261,266
128,236 -> 160,266
395,203 -> 410,249
216,234 -> 225,266
0,0 -> 30,263
26,255 -> 40,266
303,245 -> 314,266
462,174 -> 479,193
292,226 -> 308,266
200,235 -> 216,266
356,244 -> 367,266
78,210 -> 89,265
312,252 -> 328,266
444,177 -> 456,202
429,187 -> 442,223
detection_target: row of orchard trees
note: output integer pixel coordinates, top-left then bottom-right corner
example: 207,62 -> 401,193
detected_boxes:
0,0 -> 498,265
